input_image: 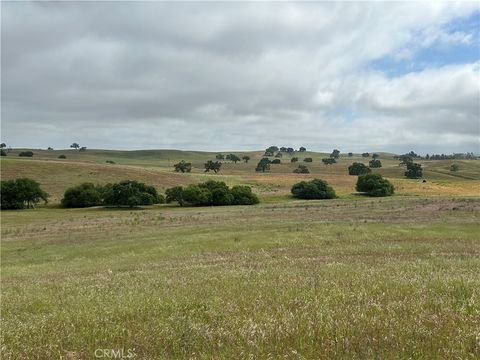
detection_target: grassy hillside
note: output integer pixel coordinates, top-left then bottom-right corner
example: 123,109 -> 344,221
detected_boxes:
2,148 -> 479,358
2,149 -> 479,202
2,196 -> 479,358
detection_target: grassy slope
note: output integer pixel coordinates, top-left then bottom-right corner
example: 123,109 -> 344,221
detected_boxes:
2,149 -> 479,202
2,149 -> 480,358
1,197 -> 480,358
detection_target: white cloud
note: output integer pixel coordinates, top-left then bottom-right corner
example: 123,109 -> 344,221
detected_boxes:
1,1 -> 479,153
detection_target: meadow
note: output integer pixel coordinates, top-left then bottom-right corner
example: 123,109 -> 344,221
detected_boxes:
1,149 -> 479,359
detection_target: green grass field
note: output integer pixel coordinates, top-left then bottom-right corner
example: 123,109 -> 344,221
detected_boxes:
1,149 -> 480,359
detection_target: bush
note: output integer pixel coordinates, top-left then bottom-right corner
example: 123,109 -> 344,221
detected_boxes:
450,164 -> 459,172
369,159 -> 382,168
103,180 -> 164,207
19,151 -> 33,157
304,157 -> 313,162
58,155 -> 66,159
291,157 -> 298,163
291,179 -> 336,199
293,165 -> 310,173
165,181 -> 258,207
1,178 -> 48,209
174,160 -> 192,173
356,173 -> 394,197
62,183 -> 105,208
230,186 -> 259,205
106,160 -> 115,164
271,159 -> 281,164
1,149 -> 7,156
322,157 -> 336,165
348,162 -> 371,175
405,163 -> 423,179
362,153 -> 370,158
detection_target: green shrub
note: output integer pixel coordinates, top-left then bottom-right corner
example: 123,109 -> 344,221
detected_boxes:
304,157 -> 313,162
106,160 -> 115,164
1,149 -> 6,156
291,179 -> 336,199
291,157 -> 298,163
450,164 -> 459,172
293,165 -> 310,173
369,159 -> 382,168
58,155 -> 66,159
405,163 -> 423,179
19,151 -> 33,157
348,162 -> 371,175
61,183 -> 105,208
356,173 -> 394,197
1,178 -> 48,209
322,157 -> 336,165
103,180 -> 164,207
230,186 -> 259,205
271,159 -> 281,164
165,181 -> 258,207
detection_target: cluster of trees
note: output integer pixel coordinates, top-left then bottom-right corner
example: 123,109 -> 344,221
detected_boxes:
216,154 -> 250,163
320,148 -> 343,165
3,178 -> 260,210
1,178 -> 49,209
391,150 -> 473,161
291,179 -> 336,199
62,180 -> 164,208
166,181 -> 258,206
262,145 -> 307,157
426,153 -> 477,160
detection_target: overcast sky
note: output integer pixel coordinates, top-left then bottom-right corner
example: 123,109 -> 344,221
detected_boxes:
2,1 -> 479,153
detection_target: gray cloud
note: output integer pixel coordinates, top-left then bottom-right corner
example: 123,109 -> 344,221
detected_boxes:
1,1 -> 479,153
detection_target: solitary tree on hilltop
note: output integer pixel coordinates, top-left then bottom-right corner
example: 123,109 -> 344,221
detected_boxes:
70,143 -> 80,150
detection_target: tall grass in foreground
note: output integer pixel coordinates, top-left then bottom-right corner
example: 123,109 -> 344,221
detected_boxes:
1,197 -> 479,359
